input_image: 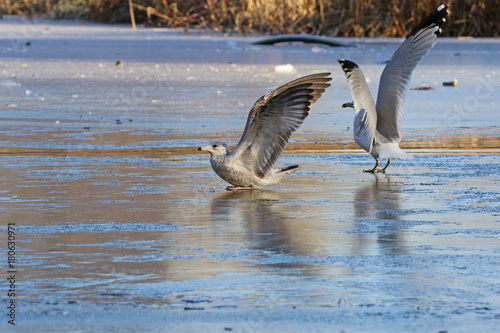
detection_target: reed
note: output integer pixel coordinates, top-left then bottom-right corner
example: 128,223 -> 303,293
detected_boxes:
1,0 -> 499,37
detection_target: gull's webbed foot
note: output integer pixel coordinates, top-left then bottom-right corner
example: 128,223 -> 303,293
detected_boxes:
364,158 -> 391,173
226,185 -> 254,191
363,158 -> 379,173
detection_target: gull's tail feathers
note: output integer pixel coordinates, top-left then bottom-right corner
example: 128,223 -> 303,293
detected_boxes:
278,165 -> 299,174
377,143 -> 413,160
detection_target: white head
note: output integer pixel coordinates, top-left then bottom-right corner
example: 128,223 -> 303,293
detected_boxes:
198,142 -> 229,159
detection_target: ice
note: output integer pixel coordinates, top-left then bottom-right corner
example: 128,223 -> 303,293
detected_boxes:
274,63 -> 296,73
0,79 -> 21,88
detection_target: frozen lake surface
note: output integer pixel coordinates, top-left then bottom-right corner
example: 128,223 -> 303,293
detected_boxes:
1,16 -> 500,332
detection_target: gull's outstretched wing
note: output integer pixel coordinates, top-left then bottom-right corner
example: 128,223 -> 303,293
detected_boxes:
375,4 -> 448,142
338,59 -> 377,154
228,73 -> 331,177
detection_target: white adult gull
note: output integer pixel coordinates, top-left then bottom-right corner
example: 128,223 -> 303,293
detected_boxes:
198,73 -> 331,190
338,4 -> 449,173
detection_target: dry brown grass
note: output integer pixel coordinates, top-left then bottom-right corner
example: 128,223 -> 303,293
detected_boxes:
1,0 -> 499,37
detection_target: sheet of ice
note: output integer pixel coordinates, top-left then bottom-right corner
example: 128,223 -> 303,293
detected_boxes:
1,153 -> 499,332
1,16 -> 499,150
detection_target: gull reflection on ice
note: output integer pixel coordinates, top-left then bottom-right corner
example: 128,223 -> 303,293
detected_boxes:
210,190 -> 293,253
352,175 -> 407,255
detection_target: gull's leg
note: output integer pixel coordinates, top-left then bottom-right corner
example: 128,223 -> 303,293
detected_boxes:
364,158 -> 379,173
226,185 -> 254,191
380,158 -> 391,173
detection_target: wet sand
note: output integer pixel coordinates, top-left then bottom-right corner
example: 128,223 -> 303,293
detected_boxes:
1,16 -> 500,332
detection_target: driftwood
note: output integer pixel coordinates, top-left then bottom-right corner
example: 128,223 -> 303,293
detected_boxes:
253,34 -> 356,47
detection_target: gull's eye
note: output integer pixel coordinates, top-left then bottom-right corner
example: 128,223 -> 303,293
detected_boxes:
212,144 -> 218,148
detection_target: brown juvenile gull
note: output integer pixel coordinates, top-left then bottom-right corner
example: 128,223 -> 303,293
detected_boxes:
338,4 -> 448,173
198,72 -> 331,191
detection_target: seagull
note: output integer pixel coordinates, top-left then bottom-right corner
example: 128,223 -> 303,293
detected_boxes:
198,73 -> 331,190
338,4 -> 449,173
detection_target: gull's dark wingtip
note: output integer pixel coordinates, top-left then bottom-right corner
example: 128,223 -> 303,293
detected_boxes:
338,59 -> 359,74
409,4 -> 449,38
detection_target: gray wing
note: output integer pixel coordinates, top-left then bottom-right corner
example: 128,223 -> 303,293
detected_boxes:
227,73 -> 331,177
338,59 -> 377,154
375,4 -> 448,142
